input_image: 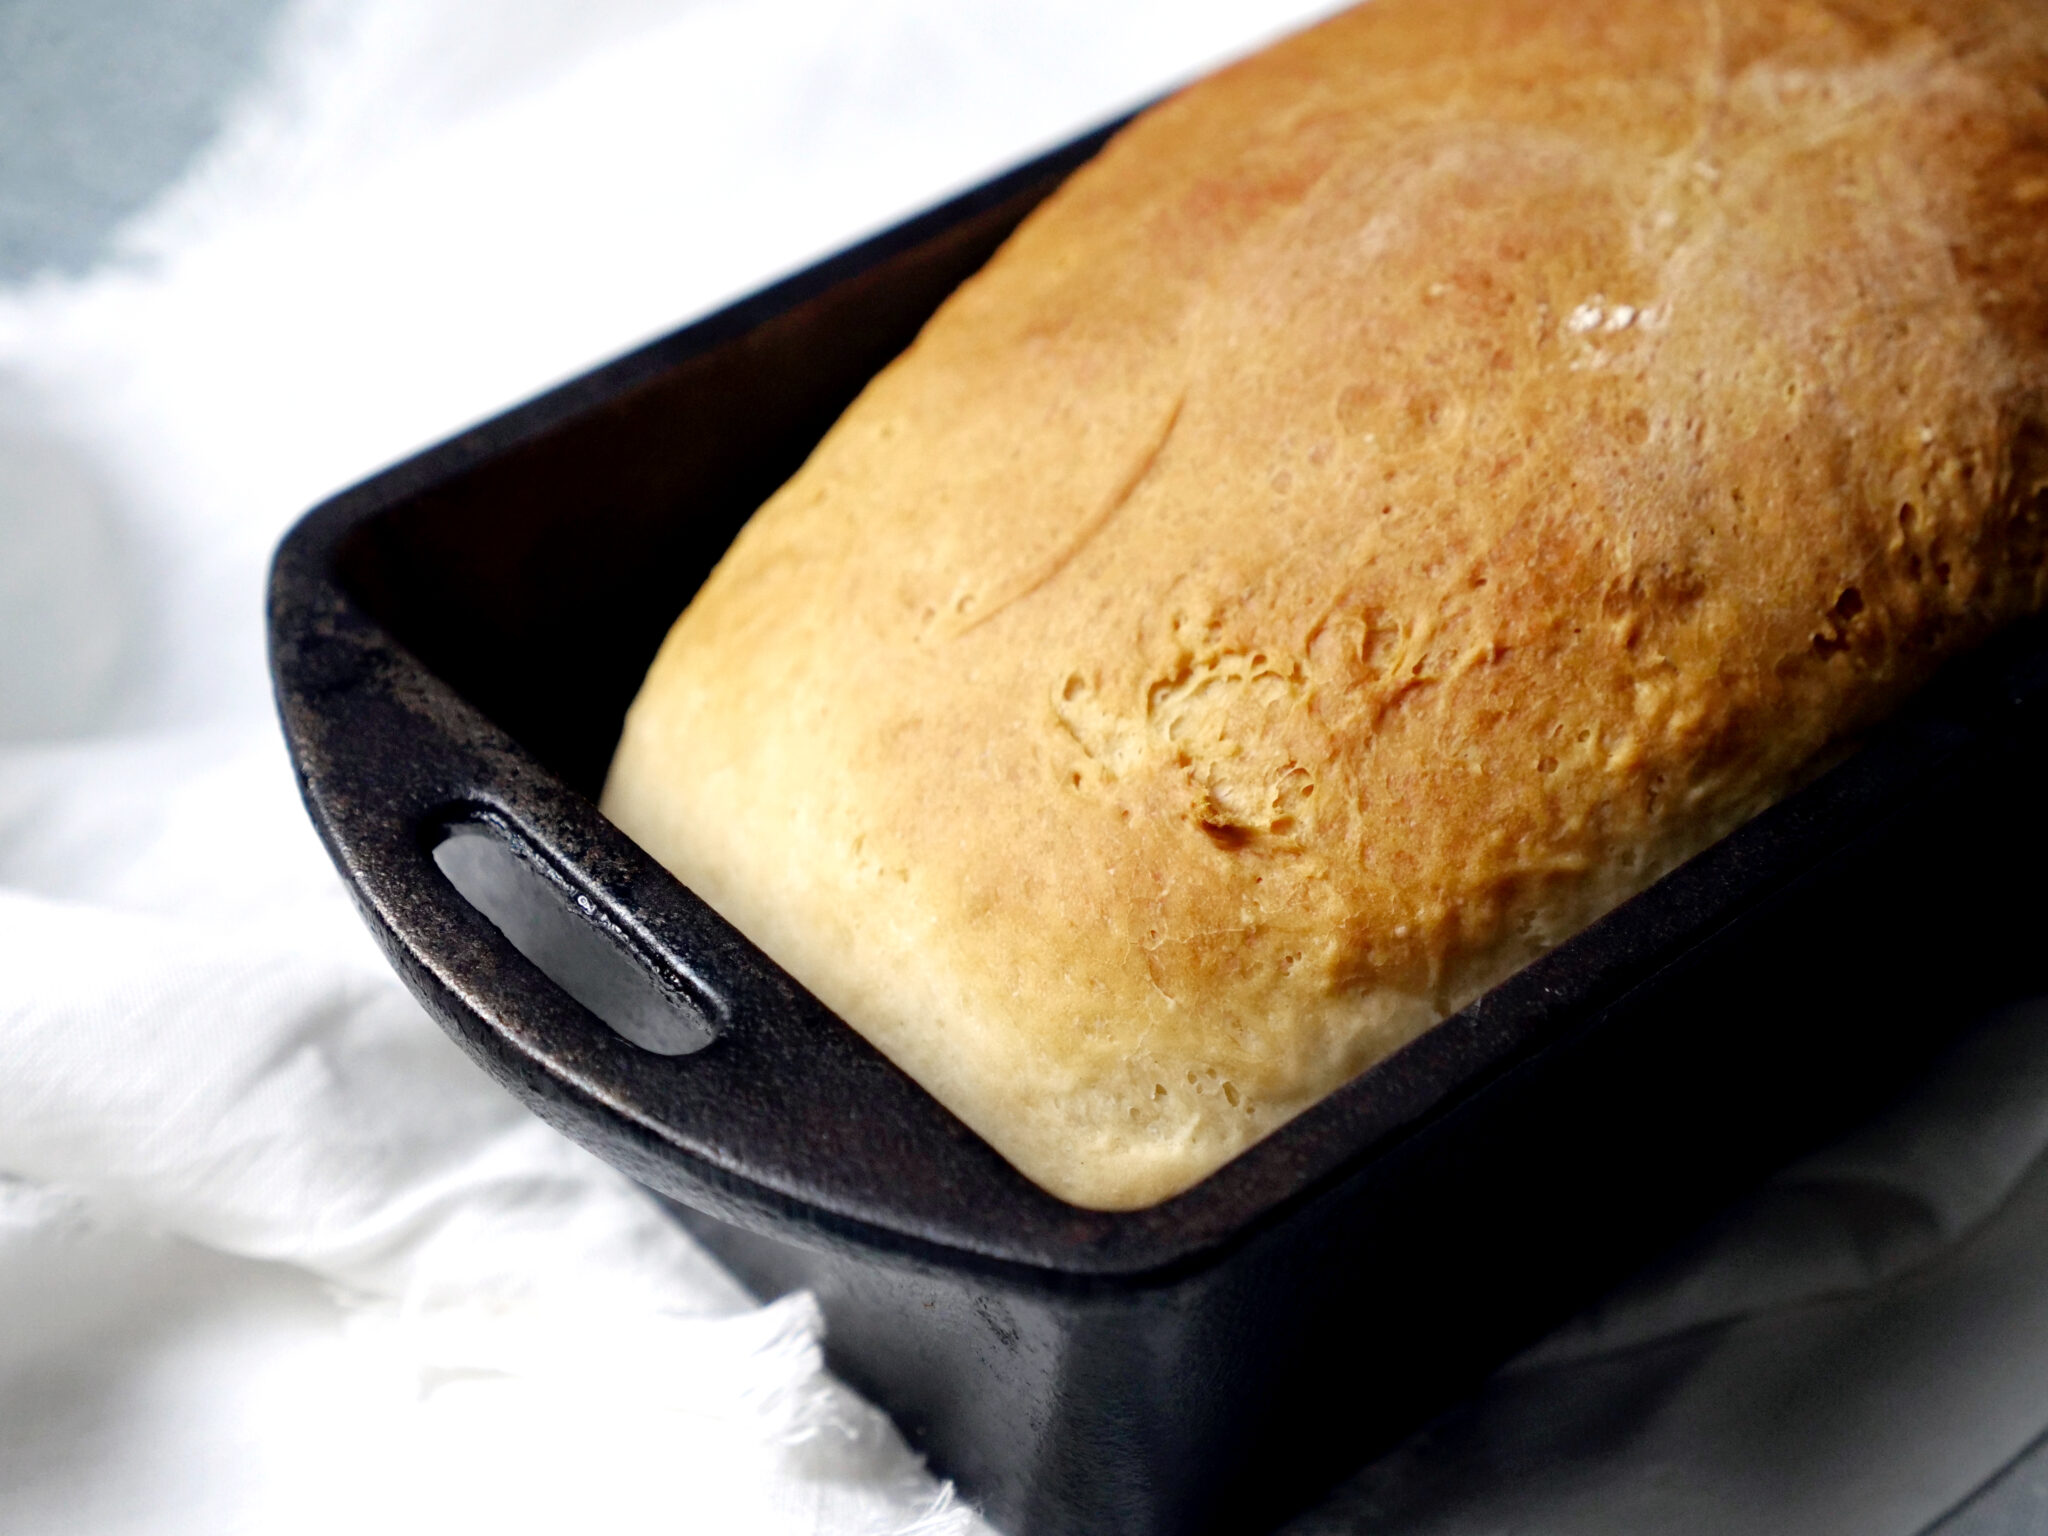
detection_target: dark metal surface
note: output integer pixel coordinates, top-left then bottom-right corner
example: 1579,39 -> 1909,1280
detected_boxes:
268,115 -> 2048,1536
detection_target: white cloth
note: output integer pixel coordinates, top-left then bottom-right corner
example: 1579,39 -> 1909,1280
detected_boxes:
2,3 -> 2047,1533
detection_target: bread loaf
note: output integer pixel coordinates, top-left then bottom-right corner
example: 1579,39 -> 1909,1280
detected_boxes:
603,0 -> 2048,1210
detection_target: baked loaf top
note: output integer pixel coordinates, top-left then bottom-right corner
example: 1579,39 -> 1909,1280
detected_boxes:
604,0 -> 2048,1210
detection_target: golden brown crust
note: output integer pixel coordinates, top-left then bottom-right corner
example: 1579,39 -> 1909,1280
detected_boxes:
604,0 -> 2048,1209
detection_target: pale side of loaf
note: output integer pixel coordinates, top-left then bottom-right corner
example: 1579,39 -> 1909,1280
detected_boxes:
604,0 -> 2048,1210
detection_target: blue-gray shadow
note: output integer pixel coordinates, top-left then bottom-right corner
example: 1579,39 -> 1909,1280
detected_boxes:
0,0 -> 290,280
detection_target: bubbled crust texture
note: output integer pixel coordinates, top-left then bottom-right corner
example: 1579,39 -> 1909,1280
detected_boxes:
604,0 -> 2048,1210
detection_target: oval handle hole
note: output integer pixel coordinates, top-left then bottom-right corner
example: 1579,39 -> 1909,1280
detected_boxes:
433,822 -> 720,1056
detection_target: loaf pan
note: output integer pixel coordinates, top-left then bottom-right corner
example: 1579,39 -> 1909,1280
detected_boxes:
268,114 -> 2048,1536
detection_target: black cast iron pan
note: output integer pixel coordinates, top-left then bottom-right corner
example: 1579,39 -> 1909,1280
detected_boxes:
268,113 -> 2048,1536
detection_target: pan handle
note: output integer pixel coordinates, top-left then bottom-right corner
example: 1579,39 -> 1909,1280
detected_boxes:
267,503 -> 1067,1252
430,811 -> 723,1057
